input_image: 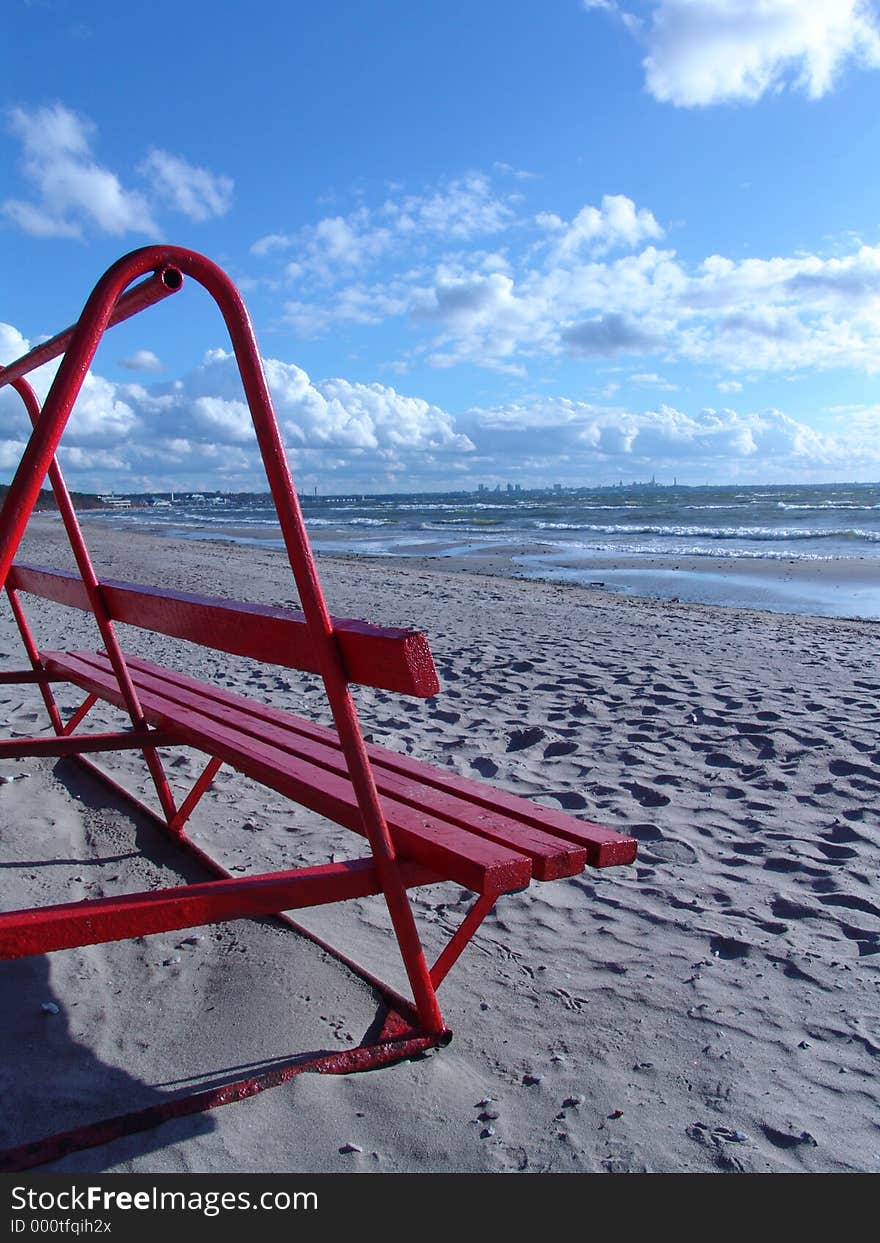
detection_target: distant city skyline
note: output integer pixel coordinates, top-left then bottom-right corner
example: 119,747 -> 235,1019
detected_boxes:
4,2 -> 880,495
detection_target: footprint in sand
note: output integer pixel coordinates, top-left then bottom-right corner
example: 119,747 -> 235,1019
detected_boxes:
543,741 -> 578,758
470,756 -> 498,778
817,892 -> 880,919
506,727 -> 545,753
770,896 -> 816,920
815,842 -> 859,862
704,751 -> 741,769
823,821 -> 868,844
709,935 -> 751,960
830,758 -> 880,781
622,781 -> 670,808
550,790 -> 587,810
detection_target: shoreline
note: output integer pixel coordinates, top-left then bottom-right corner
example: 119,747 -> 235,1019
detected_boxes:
317,539 -> 880,618
71,511 -> 880,621
1,519 -> 878,1173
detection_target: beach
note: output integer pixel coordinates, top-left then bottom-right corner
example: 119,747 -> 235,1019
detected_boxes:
1,514 -> 878,1174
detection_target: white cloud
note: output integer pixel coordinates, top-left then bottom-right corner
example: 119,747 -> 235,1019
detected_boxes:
642,0 -> 880,106
314,376 -> 473,453
3,310 -> 880,487
0,343 -> 475,492
0,323 -> 29,366
252,173 -> 517,282
275,186 -> 880,379
3,104 -> 156,237
0,439 -> 28,470
631,371 -> 679,390
387,173 -> 516,240
250,233 -> 292,257
561,312 -> 663,358
139,149 -> 233,221
460,397 -> 880,478
118,349 -> 163,373
191,395 -> 255,443
541,194 -> 664,259
2,104 -> 234,238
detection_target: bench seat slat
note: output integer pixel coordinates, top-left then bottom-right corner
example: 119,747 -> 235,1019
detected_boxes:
44,649 -> 635,875
9,563 -> 439,697
43,651 -> 532,896
120,653 -> 636,869
69,653 -> 588,881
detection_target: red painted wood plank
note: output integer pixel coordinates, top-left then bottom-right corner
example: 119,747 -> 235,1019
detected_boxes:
9,563 -> 439,697
43,651 -> 532,896
0,857 -> 437,959
117,652 -> 636,869
88,654 -> 587,881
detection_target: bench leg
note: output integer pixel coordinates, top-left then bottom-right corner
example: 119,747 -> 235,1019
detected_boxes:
169,755 -> 223,834
429,891 -> 498,989
5,586 -> 66,736
62,692 -> 99,736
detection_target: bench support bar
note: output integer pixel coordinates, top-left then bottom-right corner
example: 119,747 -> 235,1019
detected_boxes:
0,730 -> 176,760
0,857 -> 439,959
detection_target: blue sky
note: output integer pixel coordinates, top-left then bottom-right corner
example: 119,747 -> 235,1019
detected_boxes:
3,0 -> 880,494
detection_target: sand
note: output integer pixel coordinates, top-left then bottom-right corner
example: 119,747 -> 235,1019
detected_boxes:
0,514 -> 878,1174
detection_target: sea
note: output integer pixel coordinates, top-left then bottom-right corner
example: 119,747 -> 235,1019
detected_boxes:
80,481 -> 880,621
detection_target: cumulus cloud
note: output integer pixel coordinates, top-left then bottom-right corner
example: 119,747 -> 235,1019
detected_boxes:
0,342 -> 474,491
539,194 -> 664,259
3,103 -> 156,237
139,149 -> 234,221
3,312 -> 879,487
386,173 -> 517,240
2,104 -> 234,238
251,173 -> 517,280
561,312 -> 664,358
460,396 -> 880,479
631,372 -> 679,390
118,349 -> 163,373
265,187 -> 679,372
592,0 -> 880,107
272,174 -> 880,379
0,322 -> 29,366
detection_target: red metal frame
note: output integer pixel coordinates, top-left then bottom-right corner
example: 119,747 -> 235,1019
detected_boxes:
0,248 -> 503,1168
0,247 -> 446,1032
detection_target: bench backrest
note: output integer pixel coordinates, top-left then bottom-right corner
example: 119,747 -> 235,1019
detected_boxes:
8,562 -> 440,698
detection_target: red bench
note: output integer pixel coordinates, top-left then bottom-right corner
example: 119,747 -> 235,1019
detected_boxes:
0,245 -> 636,1169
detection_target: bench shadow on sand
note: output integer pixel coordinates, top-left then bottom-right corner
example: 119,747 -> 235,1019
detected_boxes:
0,756 -> 393,1173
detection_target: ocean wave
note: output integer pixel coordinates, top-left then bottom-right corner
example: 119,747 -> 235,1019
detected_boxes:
532,522 -> 880,541
572,544 -> 838,562
776,501 -> 880,512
